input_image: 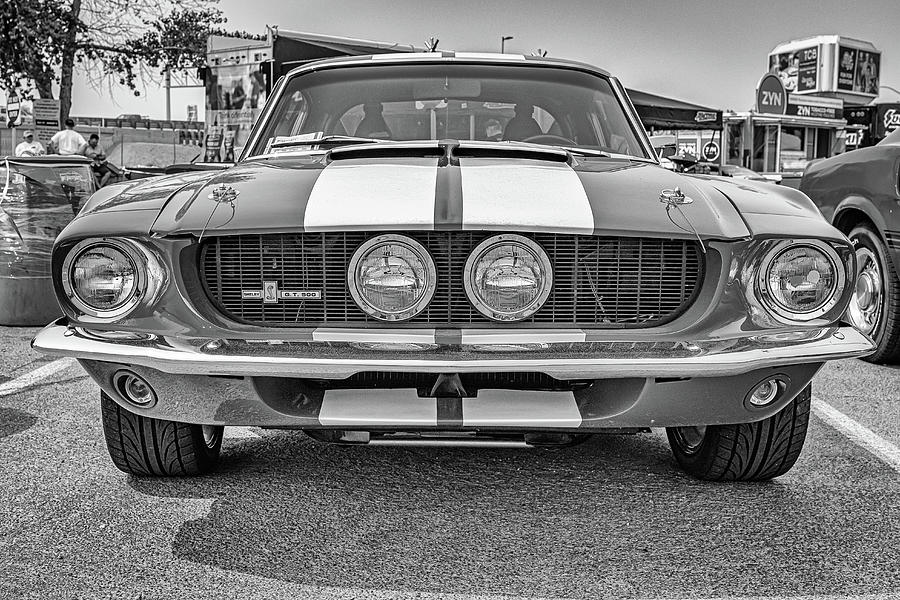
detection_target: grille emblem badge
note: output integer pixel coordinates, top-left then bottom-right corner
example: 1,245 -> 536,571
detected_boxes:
263,281 -> 279,303
242,283 -> 322,302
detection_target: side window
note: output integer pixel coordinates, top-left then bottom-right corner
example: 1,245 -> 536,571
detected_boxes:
340,104 -> 365,136
271,91 -> 309,138
534,106 -> 557,136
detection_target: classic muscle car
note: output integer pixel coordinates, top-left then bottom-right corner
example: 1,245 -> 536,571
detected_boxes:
800,127 -> 900,364
33,53 -> 874,480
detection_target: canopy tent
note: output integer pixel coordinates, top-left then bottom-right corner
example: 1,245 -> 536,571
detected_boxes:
272,30 -> 426,66
626,88 -> 723,130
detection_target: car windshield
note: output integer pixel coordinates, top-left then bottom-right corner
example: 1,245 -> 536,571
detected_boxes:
247,62 -> 650,159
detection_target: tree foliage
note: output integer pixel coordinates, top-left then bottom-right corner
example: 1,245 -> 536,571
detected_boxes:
0,0 -> 72,98
0,0 -> 253,121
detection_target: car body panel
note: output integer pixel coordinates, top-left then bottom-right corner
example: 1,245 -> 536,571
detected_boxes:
800,143 -> 900,271
141,149 -> 751,240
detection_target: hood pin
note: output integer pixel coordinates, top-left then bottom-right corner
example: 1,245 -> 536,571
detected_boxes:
660,187 -> 706,254
199,183 -> 240,242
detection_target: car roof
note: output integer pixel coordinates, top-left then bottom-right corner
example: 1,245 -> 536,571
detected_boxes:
283,52 -> 613,80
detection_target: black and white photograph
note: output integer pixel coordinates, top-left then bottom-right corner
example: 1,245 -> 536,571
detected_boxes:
1,0 -> 899,598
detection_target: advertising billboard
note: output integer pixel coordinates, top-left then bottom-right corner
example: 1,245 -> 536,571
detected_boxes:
768,36 -> 881,102
769,45 -> 819,93
204,63 -> 268,162
836,46 -> 881,95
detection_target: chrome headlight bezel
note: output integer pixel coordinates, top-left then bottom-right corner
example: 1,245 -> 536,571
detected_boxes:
61,238 -> 164,321
347,234 -> 437,322
463,234 -> 553,322
756,239 -> 845,323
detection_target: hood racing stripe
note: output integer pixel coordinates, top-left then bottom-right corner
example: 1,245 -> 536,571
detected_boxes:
302,157 -> 439,231
458,158 -> 595,234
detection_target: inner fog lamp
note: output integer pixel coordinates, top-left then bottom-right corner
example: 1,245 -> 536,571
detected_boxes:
760,241 -> 844,322
464,234 -> 553,322
348,235 -> 436,321
748,378 -> 781,407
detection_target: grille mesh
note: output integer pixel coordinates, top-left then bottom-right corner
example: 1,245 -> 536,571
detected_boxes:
200,232 -> 703,328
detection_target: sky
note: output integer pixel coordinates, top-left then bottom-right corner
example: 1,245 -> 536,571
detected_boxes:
58,0 -> 900,119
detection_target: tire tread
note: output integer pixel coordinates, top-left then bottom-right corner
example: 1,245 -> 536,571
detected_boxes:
667,385 -> 811,481
100,392 -> 222,476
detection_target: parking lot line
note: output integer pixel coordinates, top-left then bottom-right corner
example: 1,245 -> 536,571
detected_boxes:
812,398 -> 900,474
0,358 -> 77,398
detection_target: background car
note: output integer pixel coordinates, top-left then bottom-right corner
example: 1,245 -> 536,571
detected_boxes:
800,127 -> 900,363
710,164 -> 782,184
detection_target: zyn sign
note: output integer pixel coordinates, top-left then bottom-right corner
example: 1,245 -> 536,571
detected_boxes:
757,74 -> 787,115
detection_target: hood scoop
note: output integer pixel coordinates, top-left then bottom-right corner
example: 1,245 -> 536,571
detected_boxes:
328,139 -> 570,165
328,141 -> 444,162
453,141 -> 569,163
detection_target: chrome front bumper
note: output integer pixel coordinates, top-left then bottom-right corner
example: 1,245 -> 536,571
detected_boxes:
32,319 -> 874,380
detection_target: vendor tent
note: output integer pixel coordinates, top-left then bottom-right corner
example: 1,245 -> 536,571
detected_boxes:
626,88 -> 723,130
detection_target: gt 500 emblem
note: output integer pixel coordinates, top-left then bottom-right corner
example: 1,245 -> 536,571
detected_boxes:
242,282 -> 321,303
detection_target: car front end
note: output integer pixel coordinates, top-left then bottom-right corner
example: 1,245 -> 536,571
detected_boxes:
33,53 -> 874,480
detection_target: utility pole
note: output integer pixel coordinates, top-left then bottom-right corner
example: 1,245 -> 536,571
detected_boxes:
165,66 -> 172,122
500,36 -> 514,54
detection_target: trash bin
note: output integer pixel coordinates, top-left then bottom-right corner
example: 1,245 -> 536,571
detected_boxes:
0,156 -> 95,326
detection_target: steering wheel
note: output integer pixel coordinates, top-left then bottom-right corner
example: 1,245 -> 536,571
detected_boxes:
520,134 -> 577,146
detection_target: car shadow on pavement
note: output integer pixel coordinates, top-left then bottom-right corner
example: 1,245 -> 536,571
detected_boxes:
130,431 -> 900,599
0,407 -> 39,439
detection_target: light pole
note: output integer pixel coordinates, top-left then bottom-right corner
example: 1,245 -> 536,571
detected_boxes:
880,85 -> 900,95
500,36 -> 514,53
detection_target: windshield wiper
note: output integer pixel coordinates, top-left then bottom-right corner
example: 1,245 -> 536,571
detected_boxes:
268,135 -> 388,151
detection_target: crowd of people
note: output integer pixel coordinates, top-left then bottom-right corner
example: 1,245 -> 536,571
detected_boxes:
13,118 -> 117,187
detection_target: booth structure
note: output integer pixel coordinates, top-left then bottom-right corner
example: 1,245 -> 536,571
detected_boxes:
0,156 -> 94,325
722,35 -> 885,182
625,89 -> 724,163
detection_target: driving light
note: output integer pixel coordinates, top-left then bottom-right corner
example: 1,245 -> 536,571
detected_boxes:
748,378 -> 780,407
759,241 -> 844,322
464,234 -> 552,321
61,238 -> 165,321
348,234 -> 436,321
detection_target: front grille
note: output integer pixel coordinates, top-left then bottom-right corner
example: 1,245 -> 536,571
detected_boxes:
199,232 -> 703,328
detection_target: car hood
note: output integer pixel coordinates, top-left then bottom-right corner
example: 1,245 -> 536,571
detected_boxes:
147,148 -> 752,239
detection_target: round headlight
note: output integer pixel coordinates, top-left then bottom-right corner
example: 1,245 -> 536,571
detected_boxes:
464,234 -> 552,322
759,241 -> 844,321
348,234 -> 436,321
61,238 -> 163,320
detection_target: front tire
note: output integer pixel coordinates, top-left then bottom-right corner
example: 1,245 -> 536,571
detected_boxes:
666,385 -> 811,481
100,392 -> 223,476
846,224 -> 900,364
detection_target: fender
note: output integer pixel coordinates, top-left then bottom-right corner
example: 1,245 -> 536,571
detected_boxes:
833,195 -> 889,236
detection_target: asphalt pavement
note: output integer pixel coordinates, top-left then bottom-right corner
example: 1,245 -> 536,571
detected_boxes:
1,325 -> 898,600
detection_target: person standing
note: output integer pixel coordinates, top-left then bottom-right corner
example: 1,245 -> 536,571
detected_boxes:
14,130 -> 46,156
49,119 -> 87,155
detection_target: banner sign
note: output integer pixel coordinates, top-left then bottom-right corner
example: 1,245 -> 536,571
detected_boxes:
837,46 -> 881,94
757,74 -> 787,115
876,104 -> 900,139
786,94 -> 843,120
701,141 -> 720,162
6,94 -> 20,123
33,99 -> 61,147
769,45 -> 818,92
205,63 -> 268,162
